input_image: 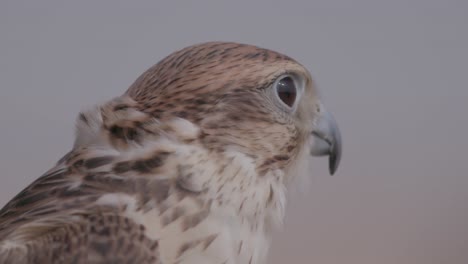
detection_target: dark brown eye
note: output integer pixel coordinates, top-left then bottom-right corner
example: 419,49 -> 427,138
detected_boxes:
275,76 -> 297,107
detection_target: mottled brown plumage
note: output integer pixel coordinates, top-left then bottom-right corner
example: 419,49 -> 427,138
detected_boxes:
0,42 -> 341,263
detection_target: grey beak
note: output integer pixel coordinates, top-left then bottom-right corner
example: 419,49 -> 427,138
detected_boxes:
310,108 -> 342,175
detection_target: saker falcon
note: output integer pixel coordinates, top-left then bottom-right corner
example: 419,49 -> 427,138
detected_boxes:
0,42 -> 342,264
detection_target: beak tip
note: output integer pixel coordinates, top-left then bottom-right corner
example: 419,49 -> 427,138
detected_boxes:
328,127 -> 342,176
328,154 -> 339,175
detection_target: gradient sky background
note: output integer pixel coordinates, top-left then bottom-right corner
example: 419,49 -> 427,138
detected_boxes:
1,1 -> 467,263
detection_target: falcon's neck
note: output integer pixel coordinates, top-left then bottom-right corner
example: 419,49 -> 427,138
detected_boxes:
75,95 -> 288,225
71,96 -> 288,263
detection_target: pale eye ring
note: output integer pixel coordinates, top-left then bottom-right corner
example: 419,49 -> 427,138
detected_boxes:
274,75 -> 297,108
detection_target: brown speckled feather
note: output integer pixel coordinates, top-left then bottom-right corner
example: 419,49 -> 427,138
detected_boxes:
0,42 -> 341,264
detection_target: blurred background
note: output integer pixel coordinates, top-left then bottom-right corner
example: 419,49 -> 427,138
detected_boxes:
1,1 -> 467,263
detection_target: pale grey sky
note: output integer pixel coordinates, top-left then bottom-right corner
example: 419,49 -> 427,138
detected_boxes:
0,1 -> 467,263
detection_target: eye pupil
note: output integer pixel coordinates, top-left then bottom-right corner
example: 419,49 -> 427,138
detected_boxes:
276,76 -> 297,107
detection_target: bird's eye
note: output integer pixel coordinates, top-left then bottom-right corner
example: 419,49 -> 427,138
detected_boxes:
275,76 -> 297,108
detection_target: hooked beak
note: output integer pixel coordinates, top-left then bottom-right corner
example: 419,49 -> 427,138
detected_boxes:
310,107 -> 342,175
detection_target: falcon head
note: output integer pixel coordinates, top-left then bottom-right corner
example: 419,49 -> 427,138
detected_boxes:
126,42 -> 341,178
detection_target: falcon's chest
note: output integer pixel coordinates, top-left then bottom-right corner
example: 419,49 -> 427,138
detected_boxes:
118,150 -> 286,264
